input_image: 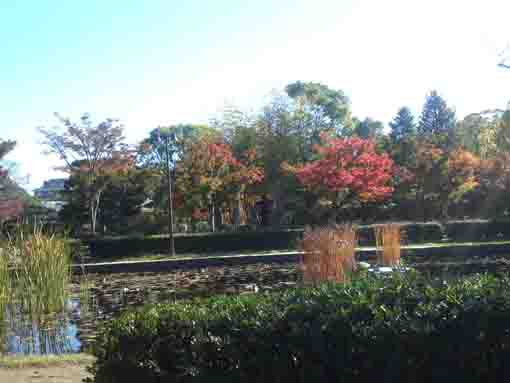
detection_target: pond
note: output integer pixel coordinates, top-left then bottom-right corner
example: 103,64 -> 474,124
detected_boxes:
3,255 -> 510,355
2,262 -> 299,355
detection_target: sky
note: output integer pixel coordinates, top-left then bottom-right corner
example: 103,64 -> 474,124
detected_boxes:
1,0 -> 509,191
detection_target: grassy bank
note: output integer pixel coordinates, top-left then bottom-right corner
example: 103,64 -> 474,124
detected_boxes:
0,354 -> 95,369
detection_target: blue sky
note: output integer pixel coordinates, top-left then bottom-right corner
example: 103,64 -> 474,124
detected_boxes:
1,0 -> 509,191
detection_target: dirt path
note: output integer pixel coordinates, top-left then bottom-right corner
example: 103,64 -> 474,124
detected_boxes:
0,364 -> 90,383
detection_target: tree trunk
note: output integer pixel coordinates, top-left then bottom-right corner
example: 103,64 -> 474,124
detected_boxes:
416,179 -> 426,222
270,187 -> 285,227
215,204 -> 223,229
440,172 -> 451,220
328,211 -> 338,226
89,191 -> 102,235
440,193 -> 449,219
210,199 -> 216,232
89,205 -> 95,235
232,191 -> 242,227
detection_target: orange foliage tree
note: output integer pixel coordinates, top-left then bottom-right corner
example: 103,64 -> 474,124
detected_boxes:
478,153 -> 510,216
176,137 -> 263,231
284,134 -> 394,222
411,142 -> 446,219
447,149 -> 481,206
409,143 -> 483,219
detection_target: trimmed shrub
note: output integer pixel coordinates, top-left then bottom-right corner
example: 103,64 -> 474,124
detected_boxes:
86,220 -> 510,258
193,221 -> 211,233
357,222 -> 444,246
87,230 -> 303,258
445,220 -> 510,242
89,273 -> 510,383
401,222 -> 444,243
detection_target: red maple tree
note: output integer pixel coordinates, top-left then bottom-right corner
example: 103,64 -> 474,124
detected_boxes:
0,169 -> 24,224
284,134 -> 394,216
0,199 -> 24,222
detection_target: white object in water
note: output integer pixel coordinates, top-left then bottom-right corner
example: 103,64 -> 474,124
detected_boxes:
369,266 -> 412,274
245,284 -> 259,292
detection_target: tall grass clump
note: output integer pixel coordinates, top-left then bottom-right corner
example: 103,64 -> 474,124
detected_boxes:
78,264 -> 94,314
7,222 -> 71,314
0,246 -> 9,318
374,223 -> 401,266
0,247 -> 9,302
299,225 -> 357,283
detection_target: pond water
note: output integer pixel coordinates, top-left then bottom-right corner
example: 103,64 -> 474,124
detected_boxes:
1,262 -> 299,355
3,256 -> 510,356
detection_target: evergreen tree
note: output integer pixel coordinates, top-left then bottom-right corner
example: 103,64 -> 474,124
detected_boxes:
418,91 -> 456,147
496,110 -> 510,153
353,118 -> 384,139
388,107 -> 417,167
389,107 -> 416,143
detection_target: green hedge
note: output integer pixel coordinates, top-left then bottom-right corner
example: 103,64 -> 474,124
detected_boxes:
86,224 -> 444,258
87,230 -> 302,258
357,222 -> 444,245
86,220 -> 510,258
444,220 -> 510,242
89,273 -> 510,382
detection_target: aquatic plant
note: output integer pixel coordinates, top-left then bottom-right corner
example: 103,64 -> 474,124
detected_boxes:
7,222 -> 71,314
374,223 -> 401,266
299,225 -> 357,283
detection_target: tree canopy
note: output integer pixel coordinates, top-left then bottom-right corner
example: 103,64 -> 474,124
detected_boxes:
418,91 -> 456,147
39,114 -> 133,234
35,83 -> 510,232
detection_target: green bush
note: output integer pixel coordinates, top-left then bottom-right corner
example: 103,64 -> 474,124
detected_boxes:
445,220 -> 510,242
89,273 -> 510,383
193,221 -> 211,233
87,230 -> 302,258
357,222 -> 444,245
86,220 -> 510,258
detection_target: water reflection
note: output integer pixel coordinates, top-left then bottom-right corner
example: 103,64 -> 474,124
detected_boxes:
4,300 -> 81,354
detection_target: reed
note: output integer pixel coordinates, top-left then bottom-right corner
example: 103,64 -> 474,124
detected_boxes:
0,247 -> 9,307
299,225 -> 357,284
7,222 -> 71,314
0,246 -> 9,342
374,224 -> 402,266
78,266 -> 94,314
